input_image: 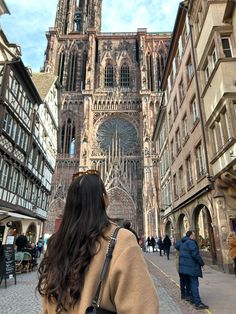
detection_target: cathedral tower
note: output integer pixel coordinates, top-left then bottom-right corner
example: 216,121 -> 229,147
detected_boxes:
54,0 -> 102,35
44,0 -> 171,237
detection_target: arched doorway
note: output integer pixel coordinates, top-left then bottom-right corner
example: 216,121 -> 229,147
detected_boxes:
107,187 -> 136,229
193,205 -> 217,264
26,223 -> 37,244
177,213 -> 189,239
165,220 -> 173,238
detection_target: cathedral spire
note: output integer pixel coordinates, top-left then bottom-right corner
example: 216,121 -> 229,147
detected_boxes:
55,0 -> 102,35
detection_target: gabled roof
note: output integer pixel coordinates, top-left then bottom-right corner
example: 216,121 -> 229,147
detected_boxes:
0,0 -> 10,15
32,72 -> 58,101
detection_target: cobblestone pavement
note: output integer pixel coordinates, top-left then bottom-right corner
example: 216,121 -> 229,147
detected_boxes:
0,257 -> 208,314
0,271 -> 41,314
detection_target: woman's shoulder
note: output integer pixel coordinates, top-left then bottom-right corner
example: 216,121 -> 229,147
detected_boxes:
106,223 -> 139,251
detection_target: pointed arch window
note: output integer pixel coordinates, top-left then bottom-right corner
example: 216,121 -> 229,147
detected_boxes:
58,51 -> 65,85
61,118 -> 76,155
156,54 -> 166,91
66,51 -> 78,91
104,64 -> 114,87
120,63 -> 130,88
146,53 -> 154,91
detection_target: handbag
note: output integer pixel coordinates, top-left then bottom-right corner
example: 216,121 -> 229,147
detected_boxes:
85,227 -> 120,314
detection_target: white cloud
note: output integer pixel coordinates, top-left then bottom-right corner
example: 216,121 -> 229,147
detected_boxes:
1,0 -> 180,71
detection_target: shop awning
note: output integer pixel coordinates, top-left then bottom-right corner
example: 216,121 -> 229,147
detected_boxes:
0,210 -> 36,221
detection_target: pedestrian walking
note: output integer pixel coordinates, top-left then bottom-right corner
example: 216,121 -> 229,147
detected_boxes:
146,236 -> 152,253
227,231 -> 236,278
37,237 -> 44,257
37,170 -> 159,314
123,220 -> 139,243
157,236 -> 164,256
175,236 -> 192,302
178,230 -> 209,310
163,235 -> 172,260
150,236 -> 156,252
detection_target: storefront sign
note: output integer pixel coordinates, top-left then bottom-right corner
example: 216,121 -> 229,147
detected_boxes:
0,244 -> 16,288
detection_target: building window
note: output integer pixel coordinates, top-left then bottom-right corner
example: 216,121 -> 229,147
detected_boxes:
174,97 -> 178,118
6,115 -> 13,136
1,161 -> 10,188
58,51 -> 65,85
27,181 -> 32,201
66,51 -> 78,91
19,175 -> 26,197
211,108 -> 231,154
170,139 -> 174,162
168,110 -> 172,129
11,78 -> 19,97
221,36 -> 232,58
182,114 -> 188,139
104,64 -> 114,87
24,97 -> 31,114
3,112 -> 8,131
32,184 -> 37,203
61,118 -> 76,155
179,79 -> 184,103
175,128 -> 181,154
11,120 -> 17,141
211,48 -> 217,67
196,143 -> 206,177
187,57 -> 193,82
120,63 -> 130,88
11,168 -> 19,193
179,166 -> 184,194
173,174 -> 178,198
186,155 -> 193,187
191,97 -> 199,124
146,53 -> 154,91
156,54 -> 165,91
220,109 -> 231,143
204,62 -> 210,82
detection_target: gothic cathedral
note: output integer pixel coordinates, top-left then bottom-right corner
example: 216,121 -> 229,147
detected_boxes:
43,0 -> 171,237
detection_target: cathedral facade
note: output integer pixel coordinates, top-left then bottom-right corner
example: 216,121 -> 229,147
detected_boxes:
43,0 -> 171,236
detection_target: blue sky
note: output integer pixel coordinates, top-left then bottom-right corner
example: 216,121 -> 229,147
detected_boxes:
1,0 -> 180,71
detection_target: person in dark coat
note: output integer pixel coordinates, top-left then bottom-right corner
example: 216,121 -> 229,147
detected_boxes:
15,233 -> 28,252
157,237 -> 164,256
175,236 -> 192,301
178,230 -> 209,310
163,235 -> 172,260
146,236 -> 152,253
150,236 -> 156,252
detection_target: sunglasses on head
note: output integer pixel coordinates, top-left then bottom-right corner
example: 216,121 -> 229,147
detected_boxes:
72,169 -> 100,181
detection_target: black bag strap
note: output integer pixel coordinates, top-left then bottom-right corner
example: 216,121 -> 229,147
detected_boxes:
92,227 -> 120,307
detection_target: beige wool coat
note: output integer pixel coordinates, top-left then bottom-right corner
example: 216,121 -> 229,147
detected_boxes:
42,224 -> 159,314
228,234 -> 236,259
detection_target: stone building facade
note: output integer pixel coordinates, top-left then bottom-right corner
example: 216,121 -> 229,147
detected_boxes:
43,0 -> 171,236
153,0 -> 236,273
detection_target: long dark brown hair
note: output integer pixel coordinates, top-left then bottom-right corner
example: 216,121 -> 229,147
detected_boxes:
37,174 -> 110,312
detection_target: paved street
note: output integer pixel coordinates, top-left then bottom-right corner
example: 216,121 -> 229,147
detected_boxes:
145,251 -> 236,314
0,252 -> 235,314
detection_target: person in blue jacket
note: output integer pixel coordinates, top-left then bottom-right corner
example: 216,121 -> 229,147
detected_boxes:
175,235 -> 192,301
178,230 -> 209,310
